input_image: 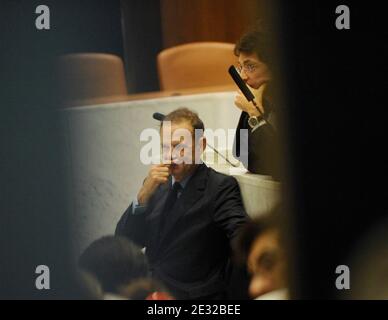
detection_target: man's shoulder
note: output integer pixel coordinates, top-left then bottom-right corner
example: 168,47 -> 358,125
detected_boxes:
205,166 -> 238,187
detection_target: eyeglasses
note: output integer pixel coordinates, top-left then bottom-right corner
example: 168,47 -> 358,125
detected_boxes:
236,63 -> 258,74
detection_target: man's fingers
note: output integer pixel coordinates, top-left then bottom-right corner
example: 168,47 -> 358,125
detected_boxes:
152,171 -> 169,179
155,177 -> 168,184
152,164 -> 170,169
151,166 -> 170,175
151,171 -> 169,179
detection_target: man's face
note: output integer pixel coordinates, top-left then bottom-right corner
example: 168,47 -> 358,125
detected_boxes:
247,229 -> 286,299
161,120 -> 204,181
238,52 -> 271,89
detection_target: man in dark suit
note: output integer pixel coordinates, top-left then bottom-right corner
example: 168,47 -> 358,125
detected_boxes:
232,26 -> 281,179
116,108 -> 249,299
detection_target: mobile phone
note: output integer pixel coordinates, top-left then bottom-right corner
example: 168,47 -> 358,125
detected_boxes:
228,65 -> 255,102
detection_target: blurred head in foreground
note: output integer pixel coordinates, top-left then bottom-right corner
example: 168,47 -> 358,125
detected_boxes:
233,205 -> 288,299
349,217 -> 388,299
78,236 -> 149,296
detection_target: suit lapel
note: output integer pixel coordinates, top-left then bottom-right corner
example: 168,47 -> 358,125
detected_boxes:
158,164 -> 208,247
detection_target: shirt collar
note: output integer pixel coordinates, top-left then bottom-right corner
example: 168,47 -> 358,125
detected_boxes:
171,170 -> 194,189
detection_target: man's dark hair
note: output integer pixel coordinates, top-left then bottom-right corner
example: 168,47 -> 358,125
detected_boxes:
163,107 -> 204,132
79,236 -> 148,293
234,23 -> 274,69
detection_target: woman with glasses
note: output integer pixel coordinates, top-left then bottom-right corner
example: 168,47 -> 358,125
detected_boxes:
232,25 -> 281,179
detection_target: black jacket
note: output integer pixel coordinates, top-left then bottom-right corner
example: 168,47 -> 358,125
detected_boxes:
115,164 -> 249,299
233,101 -> 280,178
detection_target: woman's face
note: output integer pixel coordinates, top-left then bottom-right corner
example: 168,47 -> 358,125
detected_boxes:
237,52 -> 271,89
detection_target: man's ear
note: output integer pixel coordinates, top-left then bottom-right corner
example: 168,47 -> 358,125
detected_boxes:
195,136 -> 206,164
201,136 -> 207,153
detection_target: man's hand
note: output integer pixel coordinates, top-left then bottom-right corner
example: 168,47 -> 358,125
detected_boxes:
137,164 -> 170,205
234,83 -> 266,117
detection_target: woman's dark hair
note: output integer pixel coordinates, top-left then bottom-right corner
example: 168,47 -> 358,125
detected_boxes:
234,22 -> 275,70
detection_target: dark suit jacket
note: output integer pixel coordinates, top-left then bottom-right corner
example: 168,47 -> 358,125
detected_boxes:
115,164 -> 249,299
233,100 -> 280,178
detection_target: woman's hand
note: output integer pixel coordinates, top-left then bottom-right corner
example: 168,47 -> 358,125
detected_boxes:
234,83 -> 267,117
